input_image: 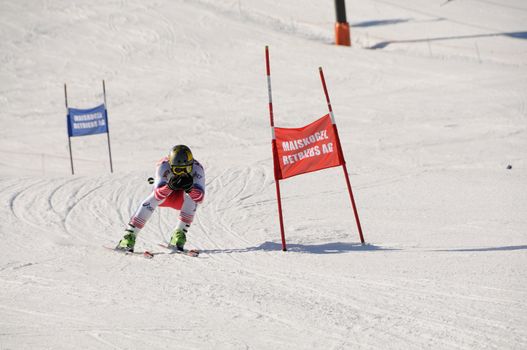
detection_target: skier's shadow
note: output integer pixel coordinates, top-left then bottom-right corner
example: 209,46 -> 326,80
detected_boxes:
199,241 -> 398,255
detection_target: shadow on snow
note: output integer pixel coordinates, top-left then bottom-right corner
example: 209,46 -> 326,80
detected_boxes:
351,17 -> 445,28
352,18 -> 413,28
368,31 -> 527,50
433,245 -> 527,252
199,241 -> 399,255
197,243 -> 527,255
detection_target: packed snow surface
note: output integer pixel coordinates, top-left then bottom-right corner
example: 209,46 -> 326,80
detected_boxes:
1,0 -> 526,348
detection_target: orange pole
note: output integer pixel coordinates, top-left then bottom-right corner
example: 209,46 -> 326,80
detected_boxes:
335,22 -> 351,46
334,0 -> 351,46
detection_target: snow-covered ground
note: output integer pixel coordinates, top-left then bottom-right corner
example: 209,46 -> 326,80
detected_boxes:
1,0 -> 526,348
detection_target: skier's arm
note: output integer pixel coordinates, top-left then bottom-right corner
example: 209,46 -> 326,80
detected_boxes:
188,186 -> 204,203
188,161 -> 205,203
153,159 -> 173,201
154,184 -> 173,201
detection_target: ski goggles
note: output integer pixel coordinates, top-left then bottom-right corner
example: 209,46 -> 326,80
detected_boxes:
171,164 -> 193,175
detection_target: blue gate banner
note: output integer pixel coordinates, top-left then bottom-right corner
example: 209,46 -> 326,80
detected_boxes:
67,104 -> 108,137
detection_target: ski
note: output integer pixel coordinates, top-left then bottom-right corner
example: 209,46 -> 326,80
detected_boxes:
103,245 -> 155,259
157,243 -> 200,257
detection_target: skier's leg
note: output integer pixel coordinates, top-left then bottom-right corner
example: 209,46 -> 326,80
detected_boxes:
117,189 -> 168,251
169,194 -> 198,250
128,192 -> 162,232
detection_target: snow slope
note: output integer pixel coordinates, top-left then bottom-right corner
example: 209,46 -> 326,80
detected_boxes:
1,0 -> 526,348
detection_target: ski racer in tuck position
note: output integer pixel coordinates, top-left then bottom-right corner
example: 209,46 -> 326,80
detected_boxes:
116,145 -> 205,252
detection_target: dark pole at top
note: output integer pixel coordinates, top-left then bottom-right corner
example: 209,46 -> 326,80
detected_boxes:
335,0 -> 347,23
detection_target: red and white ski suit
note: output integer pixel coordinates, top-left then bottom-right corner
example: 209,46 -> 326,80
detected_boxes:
128,157 -> 205,232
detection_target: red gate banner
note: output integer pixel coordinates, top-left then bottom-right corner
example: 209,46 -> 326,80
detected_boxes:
274,114 -> 343,179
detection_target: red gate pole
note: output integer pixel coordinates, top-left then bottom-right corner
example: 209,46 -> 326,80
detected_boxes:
319,67 -> 365,244
265,46 -> 287,251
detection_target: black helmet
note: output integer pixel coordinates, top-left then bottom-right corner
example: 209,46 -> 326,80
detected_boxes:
168,145 -> 194,175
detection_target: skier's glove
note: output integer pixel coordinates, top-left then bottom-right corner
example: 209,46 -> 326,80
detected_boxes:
168,174 -> 193,193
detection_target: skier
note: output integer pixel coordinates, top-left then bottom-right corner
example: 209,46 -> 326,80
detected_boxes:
116,145 -> 205,252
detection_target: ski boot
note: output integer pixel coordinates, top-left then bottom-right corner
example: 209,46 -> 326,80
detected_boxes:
116,228 -> 136,252
168,229 -> 186,251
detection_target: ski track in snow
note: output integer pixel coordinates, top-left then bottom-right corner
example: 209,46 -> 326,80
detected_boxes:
1,162 -> 525,348
1,0 -> 526,348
